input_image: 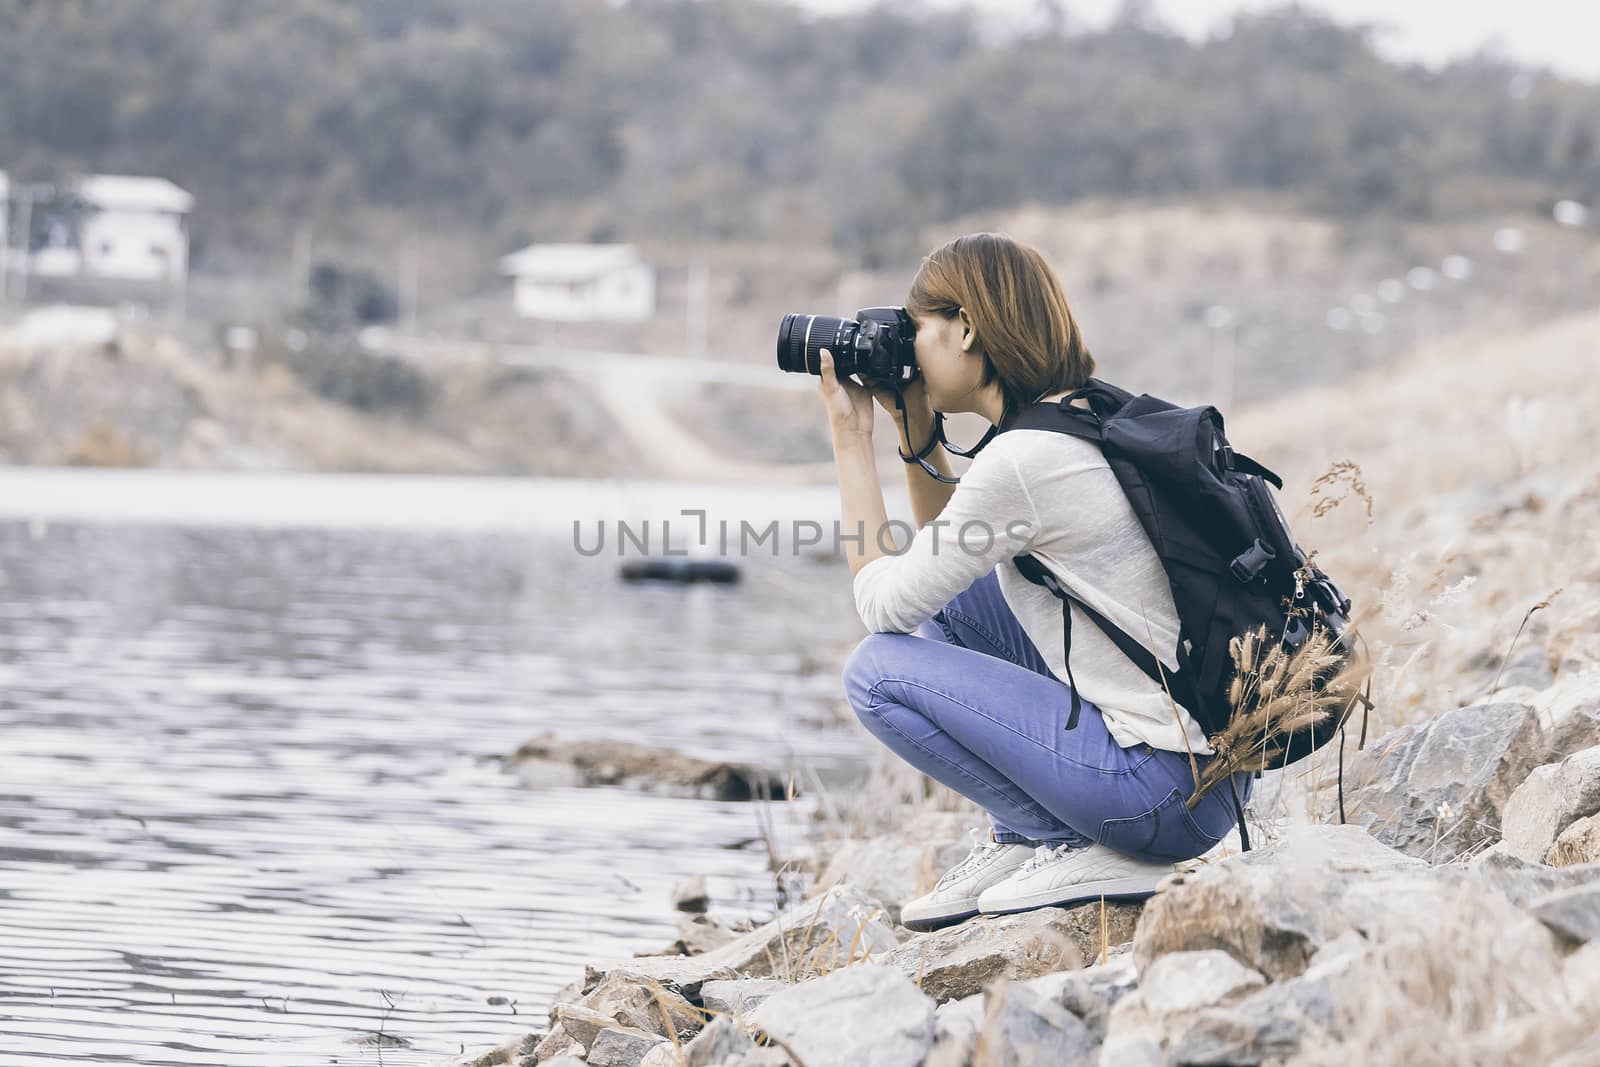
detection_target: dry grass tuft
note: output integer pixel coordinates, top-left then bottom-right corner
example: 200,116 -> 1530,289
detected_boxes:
1308,459 -> 1374,522
1187,615 -> 1373,808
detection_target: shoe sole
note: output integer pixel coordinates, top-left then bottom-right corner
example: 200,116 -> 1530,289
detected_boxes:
979,875 -> 1162,915
900,906 -> 979,932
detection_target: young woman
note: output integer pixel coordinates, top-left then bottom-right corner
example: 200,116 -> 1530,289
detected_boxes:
819,232 -> 1254,931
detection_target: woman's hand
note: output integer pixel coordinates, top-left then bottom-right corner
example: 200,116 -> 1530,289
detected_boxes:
867,374 -> 932,432
817,349 -> 878,440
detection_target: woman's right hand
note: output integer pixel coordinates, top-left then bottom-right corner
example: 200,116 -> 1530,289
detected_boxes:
867,375 -> 933,435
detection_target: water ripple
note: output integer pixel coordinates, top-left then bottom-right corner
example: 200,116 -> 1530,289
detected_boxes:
0,515 -> 863,1064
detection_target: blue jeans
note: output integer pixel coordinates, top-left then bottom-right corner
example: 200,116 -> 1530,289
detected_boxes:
842,568 -> 1253,862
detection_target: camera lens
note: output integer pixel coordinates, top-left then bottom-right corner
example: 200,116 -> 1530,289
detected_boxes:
776,314 -> 858,377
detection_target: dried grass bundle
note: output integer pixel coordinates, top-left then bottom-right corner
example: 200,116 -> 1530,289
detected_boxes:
1186,614 -> 1373,808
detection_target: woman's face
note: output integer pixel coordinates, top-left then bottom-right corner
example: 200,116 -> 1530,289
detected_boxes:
910,307 -> 986,413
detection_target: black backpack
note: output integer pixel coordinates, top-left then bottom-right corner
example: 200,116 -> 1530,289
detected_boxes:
998,378 -> 1372,849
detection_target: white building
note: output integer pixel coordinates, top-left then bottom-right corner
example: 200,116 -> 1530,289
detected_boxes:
498,242 -> 655,322
3,171 -> 193,284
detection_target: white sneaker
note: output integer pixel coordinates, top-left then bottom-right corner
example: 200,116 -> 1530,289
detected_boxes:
899,831 -> 1035,931
976,842 -> 1173,916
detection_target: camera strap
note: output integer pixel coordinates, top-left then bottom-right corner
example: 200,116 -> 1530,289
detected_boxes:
888,389 -> 1038,485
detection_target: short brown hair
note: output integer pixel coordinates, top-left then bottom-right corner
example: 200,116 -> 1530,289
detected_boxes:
906,232 -> 1095,425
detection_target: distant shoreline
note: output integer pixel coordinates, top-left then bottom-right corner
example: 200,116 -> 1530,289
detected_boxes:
0,464 -> 852,535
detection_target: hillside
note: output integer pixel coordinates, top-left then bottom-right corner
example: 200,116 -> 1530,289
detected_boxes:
3,0 -> 1597,293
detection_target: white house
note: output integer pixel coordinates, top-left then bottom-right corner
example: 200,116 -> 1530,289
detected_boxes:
9,172 -> 193,284
498,242 -> 655,322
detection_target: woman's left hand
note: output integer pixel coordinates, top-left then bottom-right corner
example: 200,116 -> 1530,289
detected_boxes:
817,348 -> 877,440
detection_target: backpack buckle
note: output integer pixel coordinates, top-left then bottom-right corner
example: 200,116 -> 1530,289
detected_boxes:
1230,538 -> 1277,582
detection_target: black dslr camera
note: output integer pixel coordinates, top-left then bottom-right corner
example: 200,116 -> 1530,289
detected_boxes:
775,307 -> 919,390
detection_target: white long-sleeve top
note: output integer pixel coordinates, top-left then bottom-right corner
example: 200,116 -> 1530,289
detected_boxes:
852,424 -> 1214,756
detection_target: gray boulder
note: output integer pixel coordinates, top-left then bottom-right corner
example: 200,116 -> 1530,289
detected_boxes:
1158,945 -> 1355,1065
1024,953 -> 1138,1041
1532,670 -> 1600,754
1466,844 -> 1600,906
551,1005 -> 618,1051
1133,824 -> 1421,981
1336,701 -> 1546,861
681,1015 -> 792,1067
1502,746 -> 1600,861
751,963 -> 936,1067
970,981 -> 1098,1067
556,970 -> 702,1047
1530,884 -> 1600,947
882,903 -> 1141,1002
1551,815 -> 1600,867
1137,951 -> 1266,1015
528,1027 -> 584,1064
642,913 -> 739,959
699,978 -> 786,1017
450,1033 -> 540,1066
585,1025 -> 671,1067
925,991 -> 988,1067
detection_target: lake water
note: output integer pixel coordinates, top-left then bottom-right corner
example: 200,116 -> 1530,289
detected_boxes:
0,469 -> 871,1065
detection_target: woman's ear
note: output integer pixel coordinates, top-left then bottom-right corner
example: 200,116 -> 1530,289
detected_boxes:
958,307 -> 976,352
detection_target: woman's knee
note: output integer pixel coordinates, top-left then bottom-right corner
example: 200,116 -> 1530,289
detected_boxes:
842,632 -> 913,721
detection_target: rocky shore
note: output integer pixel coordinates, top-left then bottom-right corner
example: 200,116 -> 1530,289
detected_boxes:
456,665 -> 1600,1067
450,311 -> 1600,1067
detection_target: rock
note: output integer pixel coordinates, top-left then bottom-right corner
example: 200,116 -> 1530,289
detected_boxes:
816,812 -> 979,924
700,978 -> 786,1017
678,1015 -> 793,1066
881,904 -> 1139,1003
563,971 -> 702,1045
1023,953 -> 1138,1040
925,992 -> 987,1067
1466,844 -> 1600,906
674,875 -> 711,913
538,1058 -> 586,1067
970,981 -> 1098,1067
1103,933 -> 1362,1066
751,963 -> 936,1067
546,974 -> 588,1028
1533,670 -> 1600,754
1551,815 -> 1600,866
586,1026 -> 670,1067
1481,645 -> 1557,696
1530,884 -> 1600,947
529,1026 -> 582,1063
1161,946 -> 1355,1065
1188,875 -> 1574,1064
1136,950 -> 1266,1015
593,885 -> 898,997
450,1033 -> 539,1066
1134,824 -> 1422,981
1502,746 -> 1600,861
642,913 -> 739,958
682,1015 -> 756,1066
505,733 -> 785,801
552,1005 -> 618,1051
1336,701 -> 1546,861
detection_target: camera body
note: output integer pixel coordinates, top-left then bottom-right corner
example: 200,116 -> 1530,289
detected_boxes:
776,306 -> 919,389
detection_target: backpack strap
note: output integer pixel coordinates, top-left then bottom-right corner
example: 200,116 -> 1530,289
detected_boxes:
1012,554 -> 1205,731
1003,396 -> 1106,439
1228,451 -> 1284,490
